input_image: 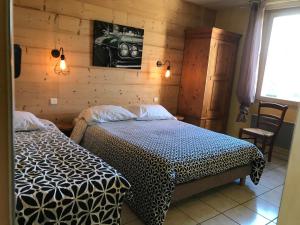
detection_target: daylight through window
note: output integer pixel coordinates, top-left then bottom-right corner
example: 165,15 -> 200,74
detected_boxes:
260,13 -> 300,102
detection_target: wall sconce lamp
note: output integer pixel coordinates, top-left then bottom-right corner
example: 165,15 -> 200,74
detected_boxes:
157,60 -> 171,78
51,47 -> 69,75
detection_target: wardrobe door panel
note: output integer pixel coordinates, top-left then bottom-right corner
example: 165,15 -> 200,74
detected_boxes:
178,38 -> 210,118
202,39 -> 237,124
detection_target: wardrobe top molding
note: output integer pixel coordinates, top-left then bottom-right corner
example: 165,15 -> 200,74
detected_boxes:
185,27 -> 242,42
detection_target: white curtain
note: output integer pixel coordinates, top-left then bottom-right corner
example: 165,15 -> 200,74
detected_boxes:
236,0 -> 266,122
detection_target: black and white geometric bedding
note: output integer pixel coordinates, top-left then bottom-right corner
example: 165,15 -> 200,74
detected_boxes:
74,119 -> 265,225
14,120 -> 130,225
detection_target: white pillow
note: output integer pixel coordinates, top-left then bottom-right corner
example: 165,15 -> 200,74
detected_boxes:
14,111 -> 46,131
79,105 -> 137,124
128,105 -> 176,121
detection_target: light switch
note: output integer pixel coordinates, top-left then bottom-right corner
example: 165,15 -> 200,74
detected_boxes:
153,97 -> 159,103
50,98 -> 58,105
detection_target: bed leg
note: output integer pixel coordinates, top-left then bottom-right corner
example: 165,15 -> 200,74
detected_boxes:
239,177 -> 246,186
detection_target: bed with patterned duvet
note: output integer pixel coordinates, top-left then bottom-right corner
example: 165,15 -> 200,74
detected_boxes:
71,118 -> 266,225
14,120 -> 130,225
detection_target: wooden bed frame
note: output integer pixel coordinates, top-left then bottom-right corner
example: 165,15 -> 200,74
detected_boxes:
172,165 -> 251,202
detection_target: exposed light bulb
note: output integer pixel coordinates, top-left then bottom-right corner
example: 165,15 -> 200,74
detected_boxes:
60,59 -> 67,71
165,65 -> 171,78
52,48 -> 70,75
59,54 -> 67,71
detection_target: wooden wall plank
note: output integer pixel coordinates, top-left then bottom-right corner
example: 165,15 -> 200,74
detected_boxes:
14,0 -> 44,10
14,0 -> 216,122
16,63 -> 181,86
14,26 -> 185,52
19,46 -> 184,76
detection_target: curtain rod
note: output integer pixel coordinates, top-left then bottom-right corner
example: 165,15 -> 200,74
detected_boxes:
249,0 -> 261,3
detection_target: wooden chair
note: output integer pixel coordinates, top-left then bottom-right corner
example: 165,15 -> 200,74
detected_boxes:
239,101 -> 288,162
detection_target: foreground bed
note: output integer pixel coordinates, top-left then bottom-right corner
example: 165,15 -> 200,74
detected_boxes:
72,119 -> 265,225
14,120 -> 130,225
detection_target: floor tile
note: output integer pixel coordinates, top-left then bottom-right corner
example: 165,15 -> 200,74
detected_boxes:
164,207 -> 198,225
201,214 -> 239,225
224,205 -> 270,225
264,162 -> 280,171
220,184 -> 256,204
243,198 -> 279,221
264,170 -> 286,179
176,198 -> 219,223
259,173 -> 285,189
200,192 -> 239,212
271,158 -> 288,167
272,166 -> 287,174
273,185 -> 284,194
244,177 -> 271,196
259,189 -> 283,207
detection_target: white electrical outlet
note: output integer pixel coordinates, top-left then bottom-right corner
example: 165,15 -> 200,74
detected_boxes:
153,97 -> 159,103
50,98 -> 58,105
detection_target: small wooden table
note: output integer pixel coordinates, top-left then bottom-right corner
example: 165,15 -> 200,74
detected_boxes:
175,115 -> 184,121
55,122 -> 74,137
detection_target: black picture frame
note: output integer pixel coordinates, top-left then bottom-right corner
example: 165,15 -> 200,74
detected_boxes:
93,20 -> 144,69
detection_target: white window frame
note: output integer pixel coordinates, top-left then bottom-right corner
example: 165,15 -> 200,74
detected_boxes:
256,7 -> 300,106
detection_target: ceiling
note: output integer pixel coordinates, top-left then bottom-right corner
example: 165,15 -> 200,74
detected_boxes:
184,0 -> 249,9
185,0 -> 300,10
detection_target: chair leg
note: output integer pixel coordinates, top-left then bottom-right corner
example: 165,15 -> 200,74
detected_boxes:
268,142 -> 274,162
239,128 -> 243,139
240,177 -> 246,186
254,138 -> 257,146
261,137 -> 266,154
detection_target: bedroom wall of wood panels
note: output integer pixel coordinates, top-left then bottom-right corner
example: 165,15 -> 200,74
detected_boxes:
14,0 -> 216,122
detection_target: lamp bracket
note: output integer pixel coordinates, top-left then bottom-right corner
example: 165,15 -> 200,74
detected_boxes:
51,47 -> 64,58
51,49 -> 60,58
156,60 -> 170,67
156,60 -> 163,67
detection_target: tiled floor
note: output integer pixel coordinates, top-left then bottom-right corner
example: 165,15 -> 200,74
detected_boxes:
121,157 -> 288,225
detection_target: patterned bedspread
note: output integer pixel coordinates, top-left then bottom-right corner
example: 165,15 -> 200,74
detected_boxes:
73,119 -> 265,225
14,120 -> 130,225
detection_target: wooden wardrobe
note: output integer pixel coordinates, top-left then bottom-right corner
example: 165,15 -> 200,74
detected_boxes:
178,27 -> 241,133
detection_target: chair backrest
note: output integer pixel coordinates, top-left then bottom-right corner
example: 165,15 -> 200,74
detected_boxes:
256,101 -> 288,136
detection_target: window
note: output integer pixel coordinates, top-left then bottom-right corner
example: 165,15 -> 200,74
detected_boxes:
259,11 -> 300,103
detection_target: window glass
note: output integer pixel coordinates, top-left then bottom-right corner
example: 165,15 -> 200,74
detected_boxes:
261,14 -> 300,102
